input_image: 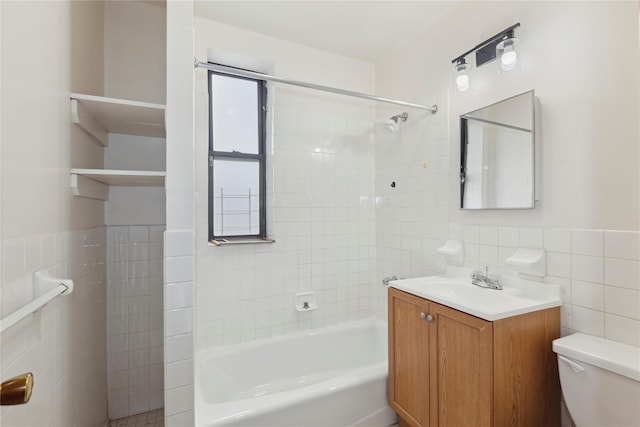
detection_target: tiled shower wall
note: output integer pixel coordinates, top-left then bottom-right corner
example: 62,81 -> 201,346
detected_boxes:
0,227 -> 107,426
374,91 -> 450,320
194,91 -> 377,349
106,225 -> 165,419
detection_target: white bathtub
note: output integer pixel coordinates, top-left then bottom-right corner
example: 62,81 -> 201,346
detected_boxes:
195,320 -> 397,427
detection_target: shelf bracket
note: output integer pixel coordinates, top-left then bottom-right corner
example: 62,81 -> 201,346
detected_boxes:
70,173 -> 109,201
70,98 -> 108,147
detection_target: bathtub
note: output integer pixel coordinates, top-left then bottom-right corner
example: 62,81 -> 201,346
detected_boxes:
195,320 -> 397,427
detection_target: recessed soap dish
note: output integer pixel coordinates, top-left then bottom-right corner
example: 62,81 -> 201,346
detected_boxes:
295,292 -> 318,312
437,240 -> 464,264
505,247 -> 546,278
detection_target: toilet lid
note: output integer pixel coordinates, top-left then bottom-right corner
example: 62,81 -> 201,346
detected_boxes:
553,333 -> 640,381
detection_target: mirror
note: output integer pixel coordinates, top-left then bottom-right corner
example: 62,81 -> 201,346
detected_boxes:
460,90 -> 535,210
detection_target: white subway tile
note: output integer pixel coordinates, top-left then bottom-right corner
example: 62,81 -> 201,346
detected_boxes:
165,230 -> 194,257
604,286 -> 640,320
464,243 -> 479,267
166,282 -> 194,310
463,225 -> 479,244
448,223 -> 462,240
24,236 -> 43,273
605,230 -> 640,260
498,246 -> 517,268
604,258 -> 640,290
148,346 -> 163,365
479,226 -> 498,246
165,256 -> 194,284
165,385 -> 194,417
572,229 -> 604,257
128,349 -> 149,369
498,227 -> 518,248
149,225 -> 165,243
42,234 -> 55,266
166,359 -> 193,389
544,228 -> 571,253
108,226 -> 129,245
1,277 -> 26,318
571,280 -> 604,311
547,252 -> 571,279
128,391 -> 149,415
546,276 -> 571,304
560,304 -> 572,329
108,398 -> 129,420
519,227 -> 543,248
129,243 -> 149,261
604,314 -> 640,347
571,255 -> 603,283
572,306 -> 604,337
166,308 -> 193,337
166,410 -> 194,427
478,245 -> 498,267
129,226 -> 149,243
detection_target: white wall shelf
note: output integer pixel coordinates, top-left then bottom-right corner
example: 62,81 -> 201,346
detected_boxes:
69,93 -> 167,200
71,169 -> 166,201
70,93 -> 166,146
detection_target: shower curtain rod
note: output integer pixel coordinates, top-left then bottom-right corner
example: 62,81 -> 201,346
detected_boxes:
195,60 -> 438,113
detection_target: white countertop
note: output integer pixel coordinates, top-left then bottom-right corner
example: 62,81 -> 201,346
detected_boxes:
389,267 -> 562,321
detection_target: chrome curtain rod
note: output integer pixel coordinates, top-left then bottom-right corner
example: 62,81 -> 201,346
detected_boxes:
195,59 -> 438,114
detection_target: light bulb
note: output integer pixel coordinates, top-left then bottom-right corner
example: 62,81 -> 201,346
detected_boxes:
454,60 -> 471,92
496,36 -> 519,73
456,74 -> 470,92
500,46 -> 517,71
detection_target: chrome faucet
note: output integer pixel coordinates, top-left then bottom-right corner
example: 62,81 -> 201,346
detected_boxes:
471,266 -> 503,290
382,275 -> 402,286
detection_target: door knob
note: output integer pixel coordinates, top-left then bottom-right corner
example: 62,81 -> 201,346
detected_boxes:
1,373 -> 33,405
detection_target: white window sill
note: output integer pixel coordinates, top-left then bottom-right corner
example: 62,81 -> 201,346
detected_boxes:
209,237 -> 275,246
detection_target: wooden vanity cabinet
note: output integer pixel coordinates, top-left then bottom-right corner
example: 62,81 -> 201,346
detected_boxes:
388,287 -> 560,427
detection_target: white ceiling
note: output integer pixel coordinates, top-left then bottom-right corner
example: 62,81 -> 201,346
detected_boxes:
193,1 -> 457,62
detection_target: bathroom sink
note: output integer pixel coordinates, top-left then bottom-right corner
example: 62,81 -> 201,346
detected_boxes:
389,268 -> 561,321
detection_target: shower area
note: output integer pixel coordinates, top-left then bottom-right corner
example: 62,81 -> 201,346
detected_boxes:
187,10 -> 449,426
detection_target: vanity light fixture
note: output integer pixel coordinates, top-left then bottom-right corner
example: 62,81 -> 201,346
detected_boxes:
454,58 -> 471,92
452,23 -> 521,92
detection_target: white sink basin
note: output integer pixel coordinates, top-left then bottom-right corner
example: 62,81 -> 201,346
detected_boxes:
389,269 -> 561,321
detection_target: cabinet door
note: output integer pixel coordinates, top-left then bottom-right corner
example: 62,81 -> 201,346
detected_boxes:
388,288 -> 430,427
429,302 -> 493,427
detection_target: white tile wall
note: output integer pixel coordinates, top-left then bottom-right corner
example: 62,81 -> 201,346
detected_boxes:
195,89 -> 377,349
107,225 -> 165,419
164,230 -> 195,424
450,225 -> 640,347
374,91 -> 449,320
0,228 -> 107,426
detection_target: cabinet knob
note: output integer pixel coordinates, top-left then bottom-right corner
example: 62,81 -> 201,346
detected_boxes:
420,312 -> 434,322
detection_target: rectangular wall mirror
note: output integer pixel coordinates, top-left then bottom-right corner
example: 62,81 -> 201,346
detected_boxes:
460,90 -> 536,210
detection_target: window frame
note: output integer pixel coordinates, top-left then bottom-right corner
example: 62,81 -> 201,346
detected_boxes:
208,67 -> 268,242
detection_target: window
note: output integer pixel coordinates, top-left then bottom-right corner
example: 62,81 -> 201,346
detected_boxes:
208,68 -> 267,242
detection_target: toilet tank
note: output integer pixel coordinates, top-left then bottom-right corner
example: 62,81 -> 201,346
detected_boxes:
553,333 -> 640,427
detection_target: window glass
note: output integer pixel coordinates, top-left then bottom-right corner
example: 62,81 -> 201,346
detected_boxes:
212,159 -> 260,236
211,74 -> 259,154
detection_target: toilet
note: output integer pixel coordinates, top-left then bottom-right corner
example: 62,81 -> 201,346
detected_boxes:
553,333 -> 640,427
